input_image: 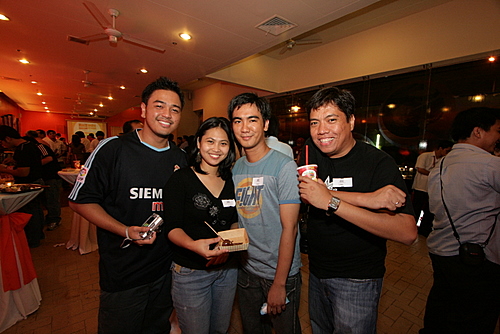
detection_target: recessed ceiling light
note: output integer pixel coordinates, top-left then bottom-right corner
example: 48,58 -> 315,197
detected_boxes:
31,80 -> 37,84
99,102 -> 104,107
107,96 -> 113,100
179,33 -> 192,40
94,109 -> 98,112
42,101 -> 46,104
44,106 -> 49,109
488,56 -> 496,62
140,68 -> 148,73
37,92 -> 42,96
46,110 -> 50,113
119,85 -> 126,90
19,59 -> 30,64
0,14 -> 10,21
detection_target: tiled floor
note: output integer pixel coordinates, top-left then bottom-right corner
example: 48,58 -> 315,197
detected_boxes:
3,205 -> 499,334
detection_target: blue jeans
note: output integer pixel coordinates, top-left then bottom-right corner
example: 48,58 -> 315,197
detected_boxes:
237,268 -> 302,334
309,272 -> 383,334
98,273 -> 173,334
171,261 -> 238,334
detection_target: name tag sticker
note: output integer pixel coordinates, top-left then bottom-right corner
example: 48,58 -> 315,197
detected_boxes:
332,177 -> 353,188
222,199 -> 236,207
252,177 -> 264,186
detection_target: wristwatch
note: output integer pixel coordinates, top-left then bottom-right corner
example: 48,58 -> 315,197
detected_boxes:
326,196 -> 341,216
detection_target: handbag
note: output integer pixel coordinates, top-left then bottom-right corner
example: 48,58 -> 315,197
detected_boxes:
439,158 -> 497,266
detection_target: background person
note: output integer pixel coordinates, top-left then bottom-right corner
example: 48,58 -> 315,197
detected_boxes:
122,119 -> 143,134
0,126 -> 45,248
265,115 -> 294,159
25,131 -> 62,231
421,107 -> 500,334
68,77 -> 188,333
89,130 -> 105,152
411,140 -> 453,236
66,134 -> 86,166
164,117 -> 238,334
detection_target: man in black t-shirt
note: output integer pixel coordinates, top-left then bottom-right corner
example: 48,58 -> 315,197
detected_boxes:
26,130 -> 62,231
297,87 -> 417,333
69,77 -> 188,334
0,126 -> 45,247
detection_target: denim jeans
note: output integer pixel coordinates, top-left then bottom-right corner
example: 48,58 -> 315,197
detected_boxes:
98,273 -> 173,334
309,272 -> 383,334
237,268 -> 302,334
171,261 -> 238,334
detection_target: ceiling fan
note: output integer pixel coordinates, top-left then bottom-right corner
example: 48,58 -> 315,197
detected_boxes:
67,1 -> 165,53
279,38 -> 322,55
80,70 -> 116,88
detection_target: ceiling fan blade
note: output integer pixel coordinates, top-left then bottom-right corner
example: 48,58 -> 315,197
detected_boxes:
279,46 -> 290,55
295,39 -> 322,45
122,34 -> 166,53
79,33 -> 108,42
83,1 -> 111,29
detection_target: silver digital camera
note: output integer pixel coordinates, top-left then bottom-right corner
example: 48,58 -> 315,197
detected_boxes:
139,213 -> 164,239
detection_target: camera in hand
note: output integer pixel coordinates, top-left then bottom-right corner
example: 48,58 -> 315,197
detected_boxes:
139,213 -> 163,239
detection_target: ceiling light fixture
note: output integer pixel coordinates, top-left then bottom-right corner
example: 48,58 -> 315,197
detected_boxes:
19,59 -> 30,64
31,80 -> 37,84
46,110 -> 50,113
179,33 -> 192,40
119,85 -> 125,90
37,92 -> 42,96
44,106 -> 49,109
99,102 -> 104,107
107,96 -> 113,100
140,68 -> 148,73
0,14 -> 10,21
488,56 -> 496,62
42,101 -> 46,104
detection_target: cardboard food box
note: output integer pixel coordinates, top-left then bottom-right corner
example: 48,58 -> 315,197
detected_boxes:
217,228 -> 249,252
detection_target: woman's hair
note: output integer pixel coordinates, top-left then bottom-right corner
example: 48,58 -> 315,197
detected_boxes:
189,117 -> 236,180
71,134 -> 81,146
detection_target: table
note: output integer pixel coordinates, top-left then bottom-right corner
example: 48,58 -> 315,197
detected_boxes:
58,169 -> 98,255
0,189 -> 43,333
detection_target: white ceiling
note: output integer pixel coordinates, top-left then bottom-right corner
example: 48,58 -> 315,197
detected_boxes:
0,0 -> 444,117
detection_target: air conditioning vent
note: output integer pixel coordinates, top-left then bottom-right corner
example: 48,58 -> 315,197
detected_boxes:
256,15 -> 297,36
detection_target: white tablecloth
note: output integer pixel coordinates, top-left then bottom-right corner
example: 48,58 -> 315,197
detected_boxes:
0,189 -> 43,333
57,170 -> 98,255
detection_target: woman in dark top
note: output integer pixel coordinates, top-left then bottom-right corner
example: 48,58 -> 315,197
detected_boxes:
163,117 -> 238,334
66,134 -> 86,166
